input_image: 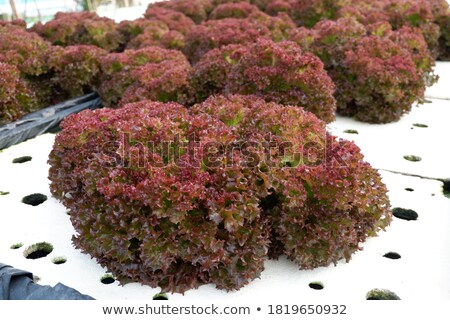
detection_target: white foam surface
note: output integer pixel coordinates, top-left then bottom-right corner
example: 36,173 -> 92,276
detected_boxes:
426,62 -> 450,100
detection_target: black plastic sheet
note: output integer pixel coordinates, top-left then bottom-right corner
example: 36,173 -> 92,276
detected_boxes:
0,262 -> 94,300
0,93 -> 102,150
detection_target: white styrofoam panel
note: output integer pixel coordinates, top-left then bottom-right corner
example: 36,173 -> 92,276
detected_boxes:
426,62 -> 450,100
328,99 -> 450,180
1,96 -> 449,300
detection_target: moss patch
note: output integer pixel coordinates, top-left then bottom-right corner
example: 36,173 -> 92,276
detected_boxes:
366,289 -> 400,300
52,256 -> 67,265
10,242 -> 24,249
403,155 -> 422,162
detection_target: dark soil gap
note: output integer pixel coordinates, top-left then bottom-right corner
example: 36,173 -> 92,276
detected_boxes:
309,282 -> 324,290
101,275 -> 115,284
443,179 -> 450,198
22,193 -> 48,206
392,207 -> 418,221
12,156 -> 32,164
153,293 -> 169,300
383,252 -> 401,260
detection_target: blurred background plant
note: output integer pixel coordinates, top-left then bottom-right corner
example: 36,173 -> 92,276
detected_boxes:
76,0 -> 137,12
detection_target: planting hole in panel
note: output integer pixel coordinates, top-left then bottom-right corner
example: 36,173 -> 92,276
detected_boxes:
12,156 -> 32,164
101,274 -> 116,285
443,180 -> 450,198
309,282 -> 324,290
24,242 -> 54,259
383,252 -> 401,260
153,293 -> 169,300
392,207 -> 418,221
22,193 -> 48,206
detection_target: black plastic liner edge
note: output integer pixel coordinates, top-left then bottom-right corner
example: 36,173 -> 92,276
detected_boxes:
0,93 -> 102,150
0,262 -> 94,300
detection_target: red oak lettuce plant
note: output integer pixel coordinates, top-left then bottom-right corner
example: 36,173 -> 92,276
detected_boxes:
118,18 -> 188,51
226,39 -> 336,123
183,11 -> 295,63
0,24 -> 51,76
187,44 -> 247,103
183,17 -> 272,63
263,1 -> 293,16
289,18 -> 437,123
0,22 -> 112,121
0,63 -> 39,125
0,24 -> 55,121
250,0 -> 449,60
187,39 -> 336,124
144,7 -> 196,36
49,45 -> 107,97
48,94 -> 391,293
336,0 -> 444,58
146,0 -> 214,24
117,18 -> 169,49
98,47 -> 191,108
209,2 -> 260,20
30,12 -> 122,51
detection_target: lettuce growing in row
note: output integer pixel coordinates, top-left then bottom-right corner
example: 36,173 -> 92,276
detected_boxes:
146,0 -> 214,24
0,63 -> 39,125
183,11 -> 295,63
1,0 -> 447,126
188,39 -> 336,123
289,18 -> 437,123
0,24 -> 51,76
118,17 -> 188,51
48,94 -> 391,293
98,47 -> 191,107
31,12 -> 122,51
256,0 -> 450,60
49,45 -> 107,97
209,1 -> 260,20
